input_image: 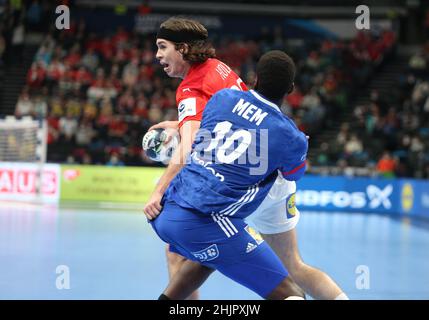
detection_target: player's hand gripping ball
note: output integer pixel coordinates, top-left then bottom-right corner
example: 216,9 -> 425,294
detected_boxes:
142,128 -> 180,164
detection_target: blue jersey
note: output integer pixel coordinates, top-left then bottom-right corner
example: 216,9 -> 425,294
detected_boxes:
165,89 -> 308,218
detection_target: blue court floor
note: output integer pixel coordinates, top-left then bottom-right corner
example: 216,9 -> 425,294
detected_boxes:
0,202 -> 428,300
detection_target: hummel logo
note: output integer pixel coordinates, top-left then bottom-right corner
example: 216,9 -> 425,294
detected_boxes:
178,103 -> 185,113
246,242 -> 257,253
182,88 -> 191,92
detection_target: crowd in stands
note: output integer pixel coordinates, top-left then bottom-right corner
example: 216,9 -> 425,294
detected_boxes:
1,0 -> 53,67
12,15 -> 398,173
313,42 -> 429,179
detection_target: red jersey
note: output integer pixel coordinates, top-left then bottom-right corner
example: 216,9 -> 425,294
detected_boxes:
176,58 -> 247,128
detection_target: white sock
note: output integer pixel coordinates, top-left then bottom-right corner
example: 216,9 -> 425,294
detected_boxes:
285,296 -> 305,300
334,292 -> 349,300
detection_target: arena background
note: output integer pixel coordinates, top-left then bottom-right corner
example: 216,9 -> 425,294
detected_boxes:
0,0 -> 428,299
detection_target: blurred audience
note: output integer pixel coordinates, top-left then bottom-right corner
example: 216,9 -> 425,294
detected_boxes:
313,40 -> 429,179
11,16 -> 401,174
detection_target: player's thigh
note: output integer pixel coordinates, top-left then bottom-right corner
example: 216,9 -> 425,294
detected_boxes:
151,200 -> 238,261
215,239 -> 289,299
207,219 -> 290,299
152,200 -> 289,298
165,245 -> 187,274
150,201 -> 195,260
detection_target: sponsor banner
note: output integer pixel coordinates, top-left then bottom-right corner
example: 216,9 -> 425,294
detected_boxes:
0,162 -> 60,203
296,175 -> 429,218
313,19 -> 393,39
135,13 -> 222,34
72,8 -> 358,40
60,165 -> 165,203
399,180 -> 429,219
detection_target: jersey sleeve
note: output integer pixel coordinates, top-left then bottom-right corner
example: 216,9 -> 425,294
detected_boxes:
177,60 -> 244,128
177,93 -> 208,128
280,133 -> 308,181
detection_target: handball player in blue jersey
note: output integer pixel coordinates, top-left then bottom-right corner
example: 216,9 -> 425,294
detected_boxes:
145,18 -> 348,300
150,51 -> 309,299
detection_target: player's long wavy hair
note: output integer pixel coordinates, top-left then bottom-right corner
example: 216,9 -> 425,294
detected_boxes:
160,17 -> 216,63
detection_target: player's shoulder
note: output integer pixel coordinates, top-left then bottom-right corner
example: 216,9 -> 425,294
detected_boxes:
184,58 -> 219,81
278,114 -> 304,137
177,59 -> 218,93
202,57 -> 221,67
279,115 -> 308,150
201,89 -> 246,119
178,61 -> 211,88
201,59 -> 237,86
201,58 -> 224,73
256,99 -> 305,143
211,87 -> 248,100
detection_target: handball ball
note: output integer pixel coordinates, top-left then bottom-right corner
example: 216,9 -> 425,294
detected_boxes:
142,129 -> 180,164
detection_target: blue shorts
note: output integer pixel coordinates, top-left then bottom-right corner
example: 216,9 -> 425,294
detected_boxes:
150,199 -> 288,298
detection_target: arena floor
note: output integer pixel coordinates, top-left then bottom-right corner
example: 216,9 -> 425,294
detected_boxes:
1,202 -> 428,300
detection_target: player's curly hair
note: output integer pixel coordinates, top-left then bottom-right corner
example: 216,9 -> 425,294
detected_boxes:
174,41 -> 216,63
255,50 -> 296,101
159,17 -> 216,63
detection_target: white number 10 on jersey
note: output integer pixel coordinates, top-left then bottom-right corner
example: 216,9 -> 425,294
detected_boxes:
204,121 -> 252,164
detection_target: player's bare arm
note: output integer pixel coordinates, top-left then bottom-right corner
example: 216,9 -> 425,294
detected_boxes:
148,121 -> 180,144
148,120 -> 179,131
143,120 -> 200,220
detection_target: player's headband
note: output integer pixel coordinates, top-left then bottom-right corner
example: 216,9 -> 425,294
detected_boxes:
156,27 -> 207,43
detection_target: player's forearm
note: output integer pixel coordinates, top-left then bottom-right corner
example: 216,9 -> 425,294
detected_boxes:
162,120 -> 179,130
152,120 -> 200,196
152,141 -> 190,195
149,120 -> 179,132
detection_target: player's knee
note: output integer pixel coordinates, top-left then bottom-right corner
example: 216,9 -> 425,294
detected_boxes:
166,246 -> 185,263
283,254 -> 305,278
266,276 -> 305,300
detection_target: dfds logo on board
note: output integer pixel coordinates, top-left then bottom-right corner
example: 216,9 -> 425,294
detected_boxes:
366,185 -> 393,209
296,184 -> 393,210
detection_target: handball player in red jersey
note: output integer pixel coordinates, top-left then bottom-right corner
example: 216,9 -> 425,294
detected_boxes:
143,17 -> 348,301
